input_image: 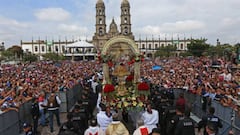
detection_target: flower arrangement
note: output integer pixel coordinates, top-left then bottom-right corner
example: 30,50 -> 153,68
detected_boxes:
137,82 -> 150,96
101,86 -> 148,112
135,54 -> 144,62
103,84 -> 115,93
126,74 -> 134,82
98,53 -> 112,63
138,82 -> 150,91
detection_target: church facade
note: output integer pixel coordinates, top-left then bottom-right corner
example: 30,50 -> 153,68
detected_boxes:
20,0 -> 191,59
92,0 -> 134,51
92,0 -> 191,58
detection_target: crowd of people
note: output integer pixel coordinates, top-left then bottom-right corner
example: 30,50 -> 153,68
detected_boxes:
0,56 -> 239,135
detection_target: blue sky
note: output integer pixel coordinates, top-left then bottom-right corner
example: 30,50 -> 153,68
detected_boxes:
0,0 -> 240,48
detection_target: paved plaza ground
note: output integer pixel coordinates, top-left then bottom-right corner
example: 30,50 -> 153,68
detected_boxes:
29,112 -> 201,135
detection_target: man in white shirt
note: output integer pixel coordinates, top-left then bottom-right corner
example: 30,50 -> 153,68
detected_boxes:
84,118 -> 105,135
96,103 -> 112,132
141,104 -> 159,133
133,119 -> 150,135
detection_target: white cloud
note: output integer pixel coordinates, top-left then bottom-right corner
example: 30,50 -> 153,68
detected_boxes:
34,8 -> 71,21
134,20 -> 205,36
161,20 -> 205,32
0,16 -> 28,28
58,24 -> 88,33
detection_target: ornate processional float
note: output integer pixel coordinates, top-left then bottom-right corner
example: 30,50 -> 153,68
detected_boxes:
98,36 -> 149,112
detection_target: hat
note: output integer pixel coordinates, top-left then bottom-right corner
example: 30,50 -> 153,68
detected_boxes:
90,119 -> 98,127
23,122 -> 31,128
112,113 -> 120,121
99,103 -> 106,110
206,122 -> 216,132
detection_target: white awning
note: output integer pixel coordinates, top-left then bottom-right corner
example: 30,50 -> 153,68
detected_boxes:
66,40 -> 95,48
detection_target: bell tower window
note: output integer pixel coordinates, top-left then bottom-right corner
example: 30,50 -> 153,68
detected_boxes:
99,18 -> 102,24
124,18 -> 127,23
99,27 -> 103,35
124,9 -> 127,14
124,27 -> 128,35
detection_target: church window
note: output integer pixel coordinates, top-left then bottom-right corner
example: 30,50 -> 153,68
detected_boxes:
142,44 -> 145,49
99,10 -> 102,15
149,44 -> 151,49
180,43 -> 184,50
124,9 -> 127,14
55,46 -> 58,52
41,46 -> 45,52
99,27 -> 103,35
62,46 -> 65,53
124,18 -> 127,23
99,18 -> 103,24
34,46 -> 38,52
124,27 -> 128,35
155,44 -> 158,49
48,46 -> 52,52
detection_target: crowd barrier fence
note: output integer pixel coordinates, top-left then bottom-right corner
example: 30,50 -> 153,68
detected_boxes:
174,88 -> 240,135
0,84 -> 83,135
2,86 -> 240,135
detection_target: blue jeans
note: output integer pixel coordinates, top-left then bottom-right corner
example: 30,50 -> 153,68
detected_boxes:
39,109 -> 46,126
48,109 -> 61,132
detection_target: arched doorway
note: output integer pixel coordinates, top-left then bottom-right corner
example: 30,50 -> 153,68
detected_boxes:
101,36 -> 141,84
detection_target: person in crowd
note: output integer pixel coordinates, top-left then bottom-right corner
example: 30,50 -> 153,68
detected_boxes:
58,113 -> 77,135
105,113 -> 129,135
38,91 -> 47,126
175,109 -> 195,135
161,103 -> 176,135
205,123 -> 217,135
166,105 -> 184,135
133,119 -> 150,135
81,92 -> 91,119
84,118 -> 105,135
31,97 -> 40,135
47,91 -> 61,133
176,93 -> 186,112
72,104 -> 88,135
149,128 -> 161,135
96,103 -> 113,132
198,107 -> 223,135
23,122 -> 33,135
141,103 -> 159,133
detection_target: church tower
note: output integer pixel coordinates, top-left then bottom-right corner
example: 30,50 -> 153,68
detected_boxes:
95,0 -> 106,36
120,0 -> 134,39
93,0 -> 109,50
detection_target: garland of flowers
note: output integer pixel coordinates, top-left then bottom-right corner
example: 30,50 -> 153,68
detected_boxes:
98,52 -> 112,63
137,81 -> 150,96
101,86 -> 147,111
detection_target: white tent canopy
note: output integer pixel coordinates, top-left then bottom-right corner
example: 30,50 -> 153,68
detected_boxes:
66,40 -> 95,48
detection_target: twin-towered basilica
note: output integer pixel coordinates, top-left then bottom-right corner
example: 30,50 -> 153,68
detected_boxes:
20,0 -> 191,60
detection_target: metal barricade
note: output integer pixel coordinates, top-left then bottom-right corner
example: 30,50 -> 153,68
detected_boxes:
66,84 -> 83,112
0,110 -> 19,135
18,101 -> 33,133
180,91 -> 240,135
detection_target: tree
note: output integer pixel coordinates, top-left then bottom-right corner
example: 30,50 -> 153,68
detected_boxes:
23,53 -> 38,62
42,52 -> 65,61
206,43 -> 234,58
1,50 -> 14,60
7,45 -> 23,59
187,39 -> 210,57
155,45 -> 177,57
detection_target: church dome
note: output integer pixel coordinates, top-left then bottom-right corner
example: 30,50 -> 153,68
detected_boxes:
109,18 -> 119,34
96,0 -> 104,6
121,0 -> 130,6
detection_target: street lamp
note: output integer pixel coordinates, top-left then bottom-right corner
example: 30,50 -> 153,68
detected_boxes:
236,43 -> 240,65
